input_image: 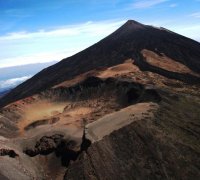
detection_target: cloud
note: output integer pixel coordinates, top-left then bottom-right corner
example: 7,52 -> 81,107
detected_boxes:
190,12 -> 200,18
131,0 -> 169,9
0,76 -> 32,91
0,20 -> 125,68
0,50 -> 72,68
0,29 -> 78,41
0,20 -> 125,41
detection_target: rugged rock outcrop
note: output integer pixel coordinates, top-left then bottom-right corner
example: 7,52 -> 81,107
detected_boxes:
65,93 -> 200,180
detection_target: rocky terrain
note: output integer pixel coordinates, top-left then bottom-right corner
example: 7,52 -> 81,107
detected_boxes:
0,20 -> 200,179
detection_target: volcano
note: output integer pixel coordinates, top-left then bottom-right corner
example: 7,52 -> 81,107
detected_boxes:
0,20 -> 200,180
0,20 -> 200,108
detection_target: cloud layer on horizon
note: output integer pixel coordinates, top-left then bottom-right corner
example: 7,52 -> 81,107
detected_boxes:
0,75 -> 32,92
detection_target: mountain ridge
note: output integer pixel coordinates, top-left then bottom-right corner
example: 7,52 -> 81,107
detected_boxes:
0,20 -> 200,108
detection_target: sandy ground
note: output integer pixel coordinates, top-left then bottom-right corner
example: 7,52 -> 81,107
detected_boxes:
54,60 -> 138,88
63,107 -> 92,117
97,59 -> 139,78
142,49 -> 200,77
18,100 -> 67,134
86,102 -> 158,142
16,98 -> 96,137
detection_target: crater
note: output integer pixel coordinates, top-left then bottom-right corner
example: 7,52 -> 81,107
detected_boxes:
2,76 -> 162,137
24,117 -> 60,131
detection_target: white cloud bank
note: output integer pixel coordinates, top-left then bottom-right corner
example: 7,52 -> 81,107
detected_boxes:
0,20 -> 125,41
0,20 -> 125,68
0,75 -> 32,91
0,51 -> 69,68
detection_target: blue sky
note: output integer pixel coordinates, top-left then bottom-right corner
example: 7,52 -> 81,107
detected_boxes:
0,0 -> 200,68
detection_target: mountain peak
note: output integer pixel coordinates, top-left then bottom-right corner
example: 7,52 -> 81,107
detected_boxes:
110,20 -> 146,37
118,19 -> 146,32
125,20 -> 144,26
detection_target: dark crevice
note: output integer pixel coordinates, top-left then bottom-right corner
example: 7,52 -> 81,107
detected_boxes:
0,149 -> 18,158
55,139 -> 79,166
141,89 -> 162,103
81,119 -> 91,152
126,88 -> 141,104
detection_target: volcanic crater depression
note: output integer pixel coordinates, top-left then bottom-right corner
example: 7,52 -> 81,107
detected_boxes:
1,75 -> 161,137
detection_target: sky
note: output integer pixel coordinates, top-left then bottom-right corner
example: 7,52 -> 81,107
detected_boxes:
0,0 -> 200,68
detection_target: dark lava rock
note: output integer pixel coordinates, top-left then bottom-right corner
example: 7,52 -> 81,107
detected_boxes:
0,149 -> 18,158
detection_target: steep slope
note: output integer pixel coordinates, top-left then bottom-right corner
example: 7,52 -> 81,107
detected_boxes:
0,20 -> 200,108
65,92 -> 200,180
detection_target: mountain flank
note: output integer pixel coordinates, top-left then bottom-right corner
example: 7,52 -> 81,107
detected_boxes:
0,20 -> 200,108
0,20 -> 200,179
